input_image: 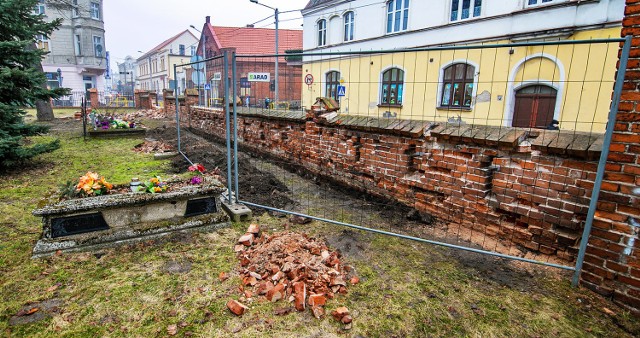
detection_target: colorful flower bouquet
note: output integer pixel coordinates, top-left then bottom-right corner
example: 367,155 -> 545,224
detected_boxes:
188,163 -> 206,185
59,172 -> 113,199
93,113 -> 136,130
140,176 -> 168,193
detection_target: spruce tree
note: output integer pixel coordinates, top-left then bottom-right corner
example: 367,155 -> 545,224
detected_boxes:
0,0 -> 68,169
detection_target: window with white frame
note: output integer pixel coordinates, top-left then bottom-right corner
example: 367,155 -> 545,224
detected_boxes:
35,34 -> 49,50
34,0 -> 45,15
318,19 -> 327,46
450,0 -> 482,22
526,0 -> 556,6
191,46 -> 196,56
386,0 -> 409,34
93,36 -> 103,57
179,44 -> 185,55
90,2 -> 100,20
72,0 -> 79,17
381,68 -> 404,105
440,63 -> 475,108
325,71 -> 341,101
74,34 -> 81,55
343,11 -> 354,42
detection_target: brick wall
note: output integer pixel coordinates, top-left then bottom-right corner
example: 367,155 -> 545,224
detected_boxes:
577,1 -> 640,313
184,107 -> 602,266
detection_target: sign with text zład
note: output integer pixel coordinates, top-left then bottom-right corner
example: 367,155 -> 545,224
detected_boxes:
248,72 -> 270,82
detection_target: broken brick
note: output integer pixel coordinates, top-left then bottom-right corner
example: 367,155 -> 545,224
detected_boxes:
247,223 -> 260,235
331,306 -> 350,321
226,300 -> 247,316
350,276 -> 360,285
293,282 -> 306,311
266,283 -> 285,302
238,233 -> 254,246
308,294 -> 326,307
341,314 -> 353,324
311,305 -> 325,319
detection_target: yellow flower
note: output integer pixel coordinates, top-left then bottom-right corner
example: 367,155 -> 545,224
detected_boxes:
154,187 -> 162,192
150,177 -> 159,185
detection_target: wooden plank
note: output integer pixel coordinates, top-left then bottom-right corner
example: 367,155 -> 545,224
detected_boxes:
498,129 -> 527,147
547,132 -> 577,155
484,127 -> 512,144
408,122 -> 430,137
568,133 -> 600,158
394,119 -> 412,132
428,123 -> 447,136
587,135 -> 605,160
531,130 -> 561,151
387,119 -> 404,130
448,124 -> 472,140
460,125 -> 489,143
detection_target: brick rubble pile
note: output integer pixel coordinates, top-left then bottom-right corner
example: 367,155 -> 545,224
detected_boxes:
228,224 -> 358,319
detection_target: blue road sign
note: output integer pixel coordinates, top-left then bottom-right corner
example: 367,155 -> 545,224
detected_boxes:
204,83 -> 211,90
337,85 -> 346,97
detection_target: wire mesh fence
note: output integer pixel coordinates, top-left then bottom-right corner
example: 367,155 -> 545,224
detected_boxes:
171,37 -> 628,275
221,38 -> 627,271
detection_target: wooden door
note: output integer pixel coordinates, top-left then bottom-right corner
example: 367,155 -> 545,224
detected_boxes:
512,85 -> 557,128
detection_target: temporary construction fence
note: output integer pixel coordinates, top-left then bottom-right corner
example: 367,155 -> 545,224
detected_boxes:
173,36 -> 632,287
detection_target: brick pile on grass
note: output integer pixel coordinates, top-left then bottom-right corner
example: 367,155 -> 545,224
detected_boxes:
228,224 -> 358,318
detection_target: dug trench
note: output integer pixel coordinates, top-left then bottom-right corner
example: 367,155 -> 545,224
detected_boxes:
145,122 -> 571,292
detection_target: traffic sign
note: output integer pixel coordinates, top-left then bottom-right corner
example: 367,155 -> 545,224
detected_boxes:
337,85 -> 346,97
204,83 -> 211,90
191,70 -> 205,84
304,74 -> 314,85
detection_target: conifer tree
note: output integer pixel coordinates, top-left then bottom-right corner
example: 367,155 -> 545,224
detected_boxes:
0,0 -> 68,169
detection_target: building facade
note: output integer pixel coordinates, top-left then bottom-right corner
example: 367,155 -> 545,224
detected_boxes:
301,0 -> 624,132
193,16 -> 303,107
36,0 -> 107,93
135,30 -> 198,94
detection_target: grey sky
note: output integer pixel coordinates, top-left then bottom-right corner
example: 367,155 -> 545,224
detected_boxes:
103,0 -> 308,68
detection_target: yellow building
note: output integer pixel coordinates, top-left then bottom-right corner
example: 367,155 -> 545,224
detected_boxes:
301,0 -> 623,132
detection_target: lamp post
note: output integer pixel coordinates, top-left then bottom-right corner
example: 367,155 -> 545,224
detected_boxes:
249,0 -> 279,104
190,25 -> 208,107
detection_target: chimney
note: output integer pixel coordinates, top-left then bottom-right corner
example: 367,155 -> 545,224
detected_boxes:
205,16 -> 210,23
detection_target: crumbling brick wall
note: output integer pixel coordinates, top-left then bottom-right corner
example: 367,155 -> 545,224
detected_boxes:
186,106 -> 598,266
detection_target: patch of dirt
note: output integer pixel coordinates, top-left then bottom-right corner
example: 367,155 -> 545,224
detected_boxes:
8,298 -> 63,326
325,229 -> 371,260
161,259 -> 192,274
147,125 -> 294,211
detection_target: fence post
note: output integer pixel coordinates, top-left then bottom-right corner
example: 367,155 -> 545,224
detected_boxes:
232,51 -> 239,203
174,64 -> 181,154
572,35 -> 633,287
223,51 -> 233,204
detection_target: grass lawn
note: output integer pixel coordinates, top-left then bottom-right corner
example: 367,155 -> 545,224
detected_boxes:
1,118 -> 639,337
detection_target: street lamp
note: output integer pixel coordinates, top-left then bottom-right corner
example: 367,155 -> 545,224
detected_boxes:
190,25 -> 208,107
249,0 -> 279,104
137,50 -> 153,94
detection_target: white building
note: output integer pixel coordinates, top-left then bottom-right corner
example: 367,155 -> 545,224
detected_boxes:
135,30 -> 198,94
37,0 -> 107,93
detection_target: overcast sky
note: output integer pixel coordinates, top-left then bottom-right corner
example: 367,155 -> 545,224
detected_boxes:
103,0 -> 308,68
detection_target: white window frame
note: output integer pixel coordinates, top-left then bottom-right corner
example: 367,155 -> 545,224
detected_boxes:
35,34 -> 50,51
343,11 -> 354,42
317,19 -> 327,46
450,0 -> 482,22
90,2 -> 100,20
526,0 -> 560,7
34,0 -> 45,15
74,34 -> 81,56
72,0 -> 79,17
386,0 -> 409,34
179,44 -> 185,55
93,35 -> 103,57
190,46 -> 196,56
379,65 -> 406,106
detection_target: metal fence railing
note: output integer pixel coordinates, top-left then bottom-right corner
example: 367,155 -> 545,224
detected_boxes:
173,37 -> 631,285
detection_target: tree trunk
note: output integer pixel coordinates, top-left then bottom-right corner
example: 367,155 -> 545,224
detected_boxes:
35,99 -> 54,121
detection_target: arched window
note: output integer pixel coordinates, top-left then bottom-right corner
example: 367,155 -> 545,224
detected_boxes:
318,19 -> 327,46
386,0 -> 409,33
325,71 -> 340,100
344,11 -> 354,42
441,63 -> 475,108
381,68 -> 404,105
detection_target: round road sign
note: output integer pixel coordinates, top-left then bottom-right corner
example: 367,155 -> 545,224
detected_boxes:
304,74 -> 314,85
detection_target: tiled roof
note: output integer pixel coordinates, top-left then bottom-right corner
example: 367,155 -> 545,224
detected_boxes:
206,25 -> 302,55
137,30 -> 198,60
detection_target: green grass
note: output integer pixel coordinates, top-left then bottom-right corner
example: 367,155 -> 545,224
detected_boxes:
0,119 -> 639,337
